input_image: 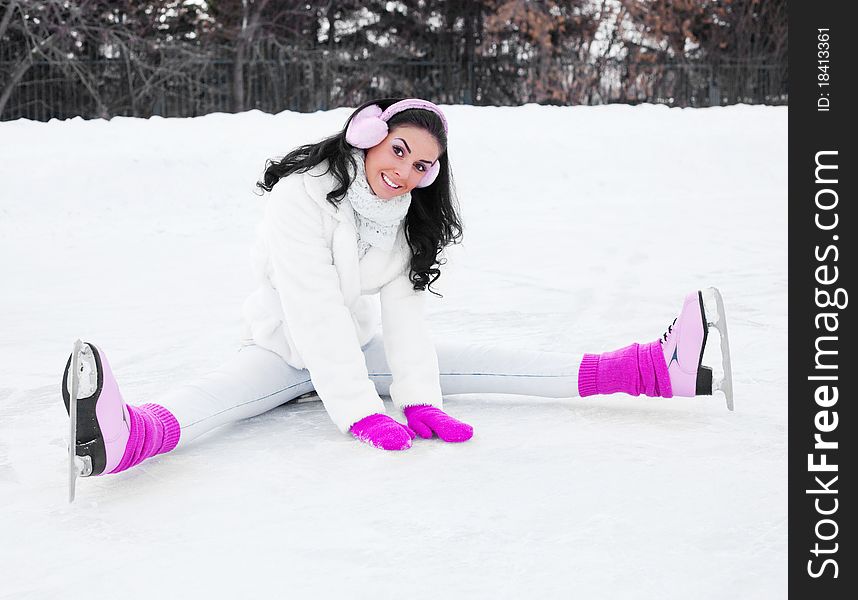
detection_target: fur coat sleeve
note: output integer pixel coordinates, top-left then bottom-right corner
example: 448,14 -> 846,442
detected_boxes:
379,270 -> 444,412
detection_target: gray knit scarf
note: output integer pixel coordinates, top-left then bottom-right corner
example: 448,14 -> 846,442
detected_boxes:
345,149 -> 411,258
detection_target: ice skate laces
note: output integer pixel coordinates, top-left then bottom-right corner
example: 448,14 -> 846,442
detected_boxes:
661,318 -> 677,343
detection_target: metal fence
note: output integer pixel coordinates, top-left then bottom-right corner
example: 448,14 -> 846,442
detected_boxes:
0,53 -> 787,121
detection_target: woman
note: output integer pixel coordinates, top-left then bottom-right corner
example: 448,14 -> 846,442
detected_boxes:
62,97 -> 733,487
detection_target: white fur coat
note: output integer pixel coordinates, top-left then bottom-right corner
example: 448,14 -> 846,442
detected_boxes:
241,161 -> 443,432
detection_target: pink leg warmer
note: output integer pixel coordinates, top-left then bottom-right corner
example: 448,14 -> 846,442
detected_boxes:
578,340 -> 673,398
109,403 -> 181,474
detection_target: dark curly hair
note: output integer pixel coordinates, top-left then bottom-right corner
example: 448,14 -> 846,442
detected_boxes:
256,97 -> 463,296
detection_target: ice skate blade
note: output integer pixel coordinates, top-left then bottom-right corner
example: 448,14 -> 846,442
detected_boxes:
68,339 -> 82,503
63,340 -> 111,486
66,343 -> 97,399
72,453 -> 93,476
66,340 -> 101,503
700,288 -> 734,411
68,455 -> 92,504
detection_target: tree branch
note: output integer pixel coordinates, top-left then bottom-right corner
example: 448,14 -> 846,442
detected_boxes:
0,0 -> 17,41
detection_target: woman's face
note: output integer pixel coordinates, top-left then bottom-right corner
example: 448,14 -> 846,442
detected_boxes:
362,125 -> 442,199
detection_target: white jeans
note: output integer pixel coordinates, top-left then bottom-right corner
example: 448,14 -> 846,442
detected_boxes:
159,334 -> 582,446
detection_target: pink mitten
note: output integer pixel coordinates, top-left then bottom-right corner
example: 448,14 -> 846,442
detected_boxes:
349,413 -> 416,451
403,405 -> 474,443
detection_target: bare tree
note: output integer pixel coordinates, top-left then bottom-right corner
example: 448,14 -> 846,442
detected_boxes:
0,1 -> 85,117
203,0 -> 321,112
618,0 -> 787,64
480,0 -> 600,104
0,1 -> 206,118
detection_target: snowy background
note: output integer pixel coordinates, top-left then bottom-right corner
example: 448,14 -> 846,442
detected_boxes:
0,104 -> 786,599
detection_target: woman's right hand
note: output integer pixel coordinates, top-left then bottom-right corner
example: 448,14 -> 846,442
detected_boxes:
349,413 -> 416,451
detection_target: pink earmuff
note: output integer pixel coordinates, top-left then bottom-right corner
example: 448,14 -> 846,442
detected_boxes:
345,98 -> 448,188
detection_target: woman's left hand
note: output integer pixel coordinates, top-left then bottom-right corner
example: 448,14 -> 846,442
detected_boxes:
402,405 -> 474,443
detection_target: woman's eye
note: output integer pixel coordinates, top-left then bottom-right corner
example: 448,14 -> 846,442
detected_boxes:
416,164 -> 426,172
393,145 -> 404,157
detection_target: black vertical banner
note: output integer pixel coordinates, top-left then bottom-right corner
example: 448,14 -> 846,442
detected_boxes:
789,1 -> 855,597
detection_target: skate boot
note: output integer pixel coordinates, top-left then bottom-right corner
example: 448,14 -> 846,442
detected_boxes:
578,287 -> 733,410
661,287 -> 734,410
63,341 -> 132,483
62,340 -> 181,501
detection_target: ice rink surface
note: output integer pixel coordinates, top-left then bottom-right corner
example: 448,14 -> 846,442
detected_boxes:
0,103 -> 786,599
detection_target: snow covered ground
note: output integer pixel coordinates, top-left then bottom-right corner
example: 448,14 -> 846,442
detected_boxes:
0,103 -> 786,599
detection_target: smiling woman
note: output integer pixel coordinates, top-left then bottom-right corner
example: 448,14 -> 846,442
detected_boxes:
258,97 -> 458,296
364,128 -> 441,197
61,97 -> 734,499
